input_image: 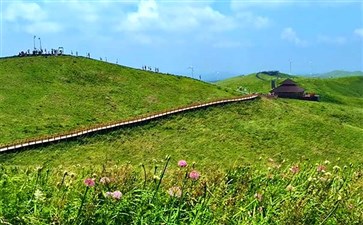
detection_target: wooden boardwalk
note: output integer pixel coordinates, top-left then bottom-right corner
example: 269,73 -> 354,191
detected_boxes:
0,94 -> 259,153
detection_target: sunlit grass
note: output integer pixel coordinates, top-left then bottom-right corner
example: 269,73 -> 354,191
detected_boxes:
2,97 -> 362,169
0,158 -> 362,224
0,56 -> 235,144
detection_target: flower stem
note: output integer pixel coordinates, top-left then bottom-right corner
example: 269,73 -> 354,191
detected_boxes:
75,186 -> 89,223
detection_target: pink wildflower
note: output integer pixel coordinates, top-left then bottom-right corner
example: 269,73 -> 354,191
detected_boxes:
100,177 -> 110,184
105,191 -> 122,200
167,186 -> 182,198
189,170 -> 200,180
317,165 -> 326,173
290,165 -> 300,174
84,178 -> 95,187
111,191 -> 122,200
178,160 -> 188,167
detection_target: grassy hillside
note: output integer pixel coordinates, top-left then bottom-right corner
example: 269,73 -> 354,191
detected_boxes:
1,97 -> 362,169
314,70 -> 363,78
216,73 -> 294,94
217,74 -> 363,106
1,62 -> 362,223
0,56 -> 235,144
298,76 -> 363,106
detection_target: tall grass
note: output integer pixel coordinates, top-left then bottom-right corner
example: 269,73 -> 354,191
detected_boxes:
0,157 -> 362,224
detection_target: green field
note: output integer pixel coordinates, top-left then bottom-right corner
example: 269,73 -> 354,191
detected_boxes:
0,56 -> 234,144
0,57 -> 362,224
0,59 -> 362,169
2,96 -> 362,169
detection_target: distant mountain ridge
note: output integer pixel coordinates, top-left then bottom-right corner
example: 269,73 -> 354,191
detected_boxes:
310,70 -> 363,78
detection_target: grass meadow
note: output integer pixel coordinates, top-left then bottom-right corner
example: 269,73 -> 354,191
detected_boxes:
0,56 -> 234,144
1,97 -> 362,170
0,57 -> 362,224
1,157 -> 362,224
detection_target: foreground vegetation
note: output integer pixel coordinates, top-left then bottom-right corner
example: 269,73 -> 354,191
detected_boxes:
0,157 -> 362,224
0,56 -> 233,144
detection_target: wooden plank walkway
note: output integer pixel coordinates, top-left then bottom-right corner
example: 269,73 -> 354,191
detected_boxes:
0,94 -> 259,153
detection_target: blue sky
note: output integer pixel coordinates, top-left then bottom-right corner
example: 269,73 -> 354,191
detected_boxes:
1,0 -> 362,80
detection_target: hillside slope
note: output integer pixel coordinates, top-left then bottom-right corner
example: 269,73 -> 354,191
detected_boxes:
1,96 -> 362,169
216,72 -> 294,94
0,56 -> 235,144
217,74 -> 363,106
314,70 -> 363,78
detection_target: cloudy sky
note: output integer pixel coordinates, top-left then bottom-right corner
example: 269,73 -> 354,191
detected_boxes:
1,0 -> 362,80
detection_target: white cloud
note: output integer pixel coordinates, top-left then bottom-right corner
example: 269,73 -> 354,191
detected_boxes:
120,0 -> 159,32
4,2 -> 47,22
25,22 -> 63,34
354,28 -> 363,38
317,35 -> 346,45
281,27 -> 308,47
3,1 -> 270,47
118,1 -> 237,33
235,12 -> 270,29
4,1 -> 63,34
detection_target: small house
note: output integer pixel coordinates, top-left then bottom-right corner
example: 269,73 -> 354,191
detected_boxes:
270,79 -> 305,99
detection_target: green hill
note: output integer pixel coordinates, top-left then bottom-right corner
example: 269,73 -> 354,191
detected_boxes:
217,73 -> 363,107
0,61 -> 362,170
0,60 -> 362,223
314,70 -> 363,78
1,97 -> 362,169
216,72 -> 294,94
0,56 -> 235,144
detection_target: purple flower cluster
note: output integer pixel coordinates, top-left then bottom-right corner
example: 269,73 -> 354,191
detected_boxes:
106,191 -> 122,200
189,170 -> 200,180
178,160 -> 188,167
84,178 -> 95,187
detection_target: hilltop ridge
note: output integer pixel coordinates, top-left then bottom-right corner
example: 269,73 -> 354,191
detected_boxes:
310,70 -> 363,78
0,55 -> 235,143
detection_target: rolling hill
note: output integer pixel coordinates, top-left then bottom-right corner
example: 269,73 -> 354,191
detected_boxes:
1,96 -> 362,169
312,70 -> 363,78
0,56 -> 235,144
217,73 -> 363,107
0,58 -> 361,171
215,72 -> 294,94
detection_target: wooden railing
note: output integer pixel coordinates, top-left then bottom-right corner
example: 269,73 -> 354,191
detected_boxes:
0,94 -> 259,153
